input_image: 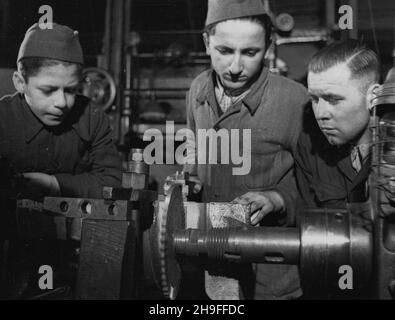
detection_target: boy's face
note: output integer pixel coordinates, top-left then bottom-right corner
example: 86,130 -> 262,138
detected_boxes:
21,64 -> 80,126
204,19 -> 267,93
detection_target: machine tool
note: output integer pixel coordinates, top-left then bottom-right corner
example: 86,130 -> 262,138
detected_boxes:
2,65 -> 395,300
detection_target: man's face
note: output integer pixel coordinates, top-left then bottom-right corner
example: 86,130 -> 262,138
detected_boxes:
308,63 -> 370,146
205,19 -> 267,93
21,64 -> 80,126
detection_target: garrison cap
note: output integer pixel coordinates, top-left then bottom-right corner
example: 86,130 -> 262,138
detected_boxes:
205,0 -> 268,26
17,23 -> 84,64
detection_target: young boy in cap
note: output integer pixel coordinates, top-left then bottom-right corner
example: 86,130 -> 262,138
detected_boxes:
0,23 -> 121,200
184,0 -> 309,299
0,23 -> 122,298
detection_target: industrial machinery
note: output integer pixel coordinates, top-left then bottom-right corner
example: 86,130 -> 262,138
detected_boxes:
1,63 -> 395,299
147,61 -> 395,300
3,75 -> 395,298
2,148 -> 157,299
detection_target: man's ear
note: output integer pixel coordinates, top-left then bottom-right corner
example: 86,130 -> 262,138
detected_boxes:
366,83 -> 381,111
203,32 -> 210,55
12,71 -> 26,93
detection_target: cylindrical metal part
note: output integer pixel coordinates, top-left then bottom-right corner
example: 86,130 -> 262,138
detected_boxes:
129,148 -> 144,161
171,208 -> 373,298
122,148 -> 149,189
173,227 -> 300,264
300,208 -> 373,298
128,161 -> 149,175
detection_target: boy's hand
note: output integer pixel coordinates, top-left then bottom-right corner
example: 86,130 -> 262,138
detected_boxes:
22,172 -> 61,197
232,191 -> 285,225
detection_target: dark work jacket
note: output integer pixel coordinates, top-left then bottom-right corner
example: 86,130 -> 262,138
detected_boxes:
295,108 -> 370,210
0,93 -> 122,199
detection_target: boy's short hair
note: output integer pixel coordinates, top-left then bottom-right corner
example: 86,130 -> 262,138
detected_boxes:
204,14 -> 273,48
308,39 -> 380,83
18,57 -> 83,82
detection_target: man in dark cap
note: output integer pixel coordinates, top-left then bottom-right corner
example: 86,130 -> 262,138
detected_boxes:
184,0 -> 309,299
0,23 -> 121,200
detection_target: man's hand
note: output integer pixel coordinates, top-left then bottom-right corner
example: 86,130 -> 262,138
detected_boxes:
232,191 -> 285,226
22,172 -> 61,198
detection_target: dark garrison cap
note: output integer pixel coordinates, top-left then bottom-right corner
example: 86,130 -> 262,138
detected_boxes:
205,0 -> 268,26
17,23 -> 84,64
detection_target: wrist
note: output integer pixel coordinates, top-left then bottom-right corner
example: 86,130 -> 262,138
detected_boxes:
266,190 -> 285,213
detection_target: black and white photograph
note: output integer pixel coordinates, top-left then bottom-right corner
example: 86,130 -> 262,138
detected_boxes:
0,0 -> 395,310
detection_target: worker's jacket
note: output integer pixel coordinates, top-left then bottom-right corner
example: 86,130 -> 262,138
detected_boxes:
295,108 -> 370,210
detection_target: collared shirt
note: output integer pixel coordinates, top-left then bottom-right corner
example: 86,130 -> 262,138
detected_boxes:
214,76 -> 251,114
350,143 -> 371,172
0,93 -> 121,198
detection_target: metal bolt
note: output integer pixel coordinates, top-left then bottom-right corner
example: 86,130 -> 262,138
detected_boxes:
131,148 -> 144,162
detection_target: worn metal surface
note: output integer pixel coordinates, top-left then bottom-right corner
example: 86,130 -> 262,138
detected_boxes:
42,197 -> 130,220
102,187 -> 157,202
76,219 -> 131,299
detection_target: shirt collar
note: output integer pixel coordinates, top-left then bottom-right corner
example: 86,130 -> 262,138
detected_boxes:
18,93 -> 90,143
68,95 -> 91,142
196,66 -> 270,115
17,94 -> 45,143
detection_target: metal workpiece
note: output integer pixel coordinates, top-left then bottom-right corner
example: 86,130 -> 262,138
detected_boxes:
102,186 -> 157,202
122,148 -> 149,189
173,227 -> 300,264
165,206 -> 373,299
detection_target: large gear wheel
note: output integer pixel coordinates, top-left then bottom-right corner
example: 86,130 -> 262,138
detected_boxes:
149,184 -> 185,299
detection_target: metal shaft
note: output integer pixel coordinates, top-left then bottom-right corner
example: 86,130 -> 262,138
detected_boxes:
172,208 -> 373,298
173,227 -> 300,264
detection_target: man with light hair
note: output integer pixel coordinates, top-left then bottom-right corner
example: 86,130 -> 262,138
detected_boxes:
295,39 -> 380,208
245,39 -> 380,298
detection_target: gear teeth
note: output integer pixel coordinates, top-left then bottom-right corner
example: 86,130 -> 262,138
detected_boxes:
152,184 -> 184,299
